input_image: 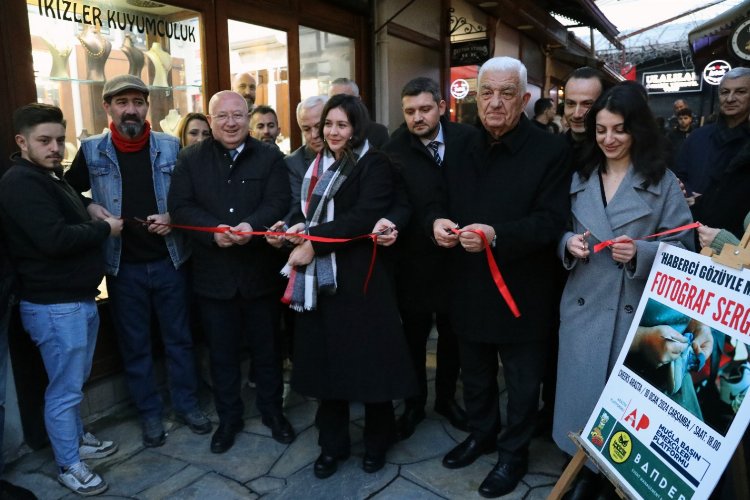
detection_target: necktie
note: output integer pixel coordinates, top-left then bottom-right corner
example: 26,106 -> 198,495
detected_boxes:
229,149 -> 239,161
427,141 -> 442,166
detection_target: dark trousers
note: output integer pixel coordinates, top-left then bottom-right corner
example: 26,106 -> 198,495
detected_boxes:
401,309 -> 460,409
459,338 -> 546,465
199,294 -> 282,425
317,400 -> 394,455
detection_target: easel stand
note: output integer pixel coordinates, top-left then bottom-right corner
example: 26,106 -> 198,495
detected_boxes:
548,433 -> 630,500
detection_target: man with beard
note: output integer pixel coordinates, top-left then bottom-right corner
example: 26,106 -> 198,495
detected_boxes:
0,103 -> 122,496
67,75 -> 210,449
432,57 -> 570,497
376,77 -> 472,440
249,105 -> 281,147
232,72 -> 257,112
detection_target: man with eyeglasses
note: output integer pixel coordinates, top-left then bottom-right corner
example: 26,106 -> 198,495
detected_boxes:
431,57 -> 570,497
67,75 -> 211,450
169,90 -> 295,453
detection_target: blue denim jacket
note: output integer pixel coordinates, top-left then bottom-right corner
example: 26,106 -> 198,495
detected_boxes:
80,131 -> 189,276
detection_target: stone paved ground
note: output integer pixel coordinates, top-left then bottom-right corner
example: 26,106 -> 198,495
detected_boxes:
4,341 -> 568,499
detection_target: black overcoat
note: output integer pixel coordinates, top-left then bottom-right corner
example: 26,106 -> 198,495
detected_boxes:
436,115 -> 571,343
168,136 -> 290,300
290,149 -> 418,402
382,119 -> 480,312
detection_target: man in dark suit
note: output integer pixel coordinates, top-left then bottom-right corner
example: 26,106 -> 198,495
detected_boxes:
168,91 -> 295,453
432,57 -> 570,498
376,77 -> 473,440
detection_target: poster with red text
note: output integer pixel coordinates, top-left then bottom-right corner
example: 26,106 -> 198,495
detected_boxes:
580,243 -> 750,499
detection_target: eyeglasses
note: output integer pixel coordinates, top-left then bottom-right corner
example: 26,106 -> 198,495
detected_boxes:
211,112 -> 247,123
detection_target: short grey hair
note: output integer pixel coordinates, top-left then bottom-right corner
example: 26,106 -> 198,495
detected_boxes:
296,95 -> 327,120
478,56 -> 527,94
330,77 -> 359,96
720,67 -> 750,87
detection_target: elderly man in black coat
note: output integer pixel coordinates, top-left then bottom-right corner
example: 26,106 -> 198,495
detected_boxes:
432,57 -> 571,498
168,91 -> 295,454
377,77 -> 476,439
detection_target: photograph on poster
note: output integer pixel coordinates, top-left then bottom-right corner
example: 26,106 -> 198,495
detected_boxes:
624,299 -> 749,436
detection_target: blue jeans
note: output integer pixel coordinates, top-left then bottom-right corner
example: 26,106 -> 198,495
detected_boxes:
106,259 -> 199,420
19,299 -> 98,468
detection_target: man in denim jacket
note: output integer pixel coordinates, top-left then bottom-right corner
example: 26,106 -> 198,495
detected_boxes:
66,75 -> 210,447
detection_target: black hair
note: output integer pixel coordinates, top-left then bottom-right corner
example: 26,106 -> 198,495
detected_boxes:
401,77 -> 442,103
534,98 -> 554,116
250,105 -> 278,120
564,66 -> 608,93
319,94 -> 371,153
578,85 -> 667,186
13,103 -> 66,135
676,108 -> 693,118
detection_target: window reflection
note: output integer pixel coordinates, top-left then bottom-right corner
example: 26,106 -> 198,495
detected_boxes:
299,26 -> 355,100
228,20 -> 290,153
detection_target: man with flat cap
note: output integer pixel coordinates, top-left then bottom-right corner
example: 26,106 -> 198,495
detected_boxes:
67,75 -> 210,449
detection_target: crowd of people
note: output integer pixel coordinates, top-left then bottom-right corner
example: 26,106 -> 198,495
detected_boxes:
0,56 -> 748,499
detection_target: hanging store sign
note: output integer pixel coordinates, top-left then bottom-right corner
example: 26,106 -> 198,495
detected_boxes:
642,70 -> 702,94
36,0 -> 197,42
450,40 -> 490,66
730,18 -> 750,61
703,60 -> 732,86
450,79 -> 470,99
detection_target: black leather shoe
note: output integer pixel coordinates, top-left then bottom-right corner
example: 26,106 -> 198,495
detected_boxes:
262,414 -> 296,444
314,451 -> 349,479
362,450 -> 386,473
562,467 -> 601,500
478,460 -> 528,498
396,407 -> 425,440
442,435 -> 495,469
210,421 -> 244,454
434,398 -> 470,432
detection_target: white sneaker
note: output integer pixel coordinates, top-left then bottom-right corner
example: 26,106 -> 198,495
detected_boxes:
58,461 -> 108,496
79,432 -> 118,460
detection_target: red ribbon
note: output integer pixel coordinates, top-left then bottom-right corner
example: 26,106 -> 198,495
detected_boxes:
451,228 -> 521,318
592,222 -> 701,253
133,218 -> 379,294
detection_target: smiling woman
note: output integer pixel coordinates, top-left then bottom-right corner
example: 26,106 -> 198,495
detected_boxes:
554,83 -> 695,493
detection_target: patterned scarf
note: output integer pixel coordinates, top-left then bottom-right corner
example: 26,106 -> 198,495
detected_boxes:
282,141 -> 369,311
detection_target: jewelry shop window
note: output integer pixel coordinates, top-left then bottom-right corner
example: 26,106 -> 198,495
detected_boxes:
228,20 -> 290,154
28,0 -> 204,168
299,26 -> 355,100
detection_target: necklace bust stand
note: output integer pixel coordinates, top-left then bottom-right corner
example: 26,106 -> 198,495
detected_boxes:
41,37 -> 73,79
77,26 -> 111,81
159,109 -> 181,135
146,42 -> 172,88
121,34 -> 144,77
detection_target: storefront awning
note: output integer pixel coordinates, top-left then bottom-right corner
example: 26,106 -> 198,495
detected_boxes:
689,0 -> 750,44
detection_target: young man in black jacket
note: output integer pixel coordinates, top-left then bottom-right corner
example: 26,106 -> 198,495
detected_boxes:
0,104 -> 122,496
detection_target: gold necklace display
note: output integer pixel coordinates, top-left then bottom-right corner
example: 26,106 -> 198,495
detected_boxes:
77,33 -> 106,58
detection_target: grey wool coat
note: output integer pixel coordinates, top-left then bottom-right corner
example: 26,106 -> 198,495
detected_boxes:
552,166 -> 694,459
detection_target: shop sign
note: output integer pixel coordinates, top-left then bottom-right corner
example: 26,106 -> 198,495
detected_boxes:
703,60 -> 732,86
36,0 -> 196,42
450,40 -> 490,66
642,70 -> 702,94
730,18 -> 750,61
450,79 -> 469,99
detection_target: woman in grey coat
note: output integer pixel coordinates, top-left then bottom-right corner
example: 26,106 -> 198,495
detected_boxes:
553,85 -> 694,498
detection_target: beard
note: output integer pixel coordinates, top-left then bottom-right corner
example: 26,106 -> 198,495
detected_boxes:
119,115 -> 144,138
